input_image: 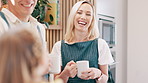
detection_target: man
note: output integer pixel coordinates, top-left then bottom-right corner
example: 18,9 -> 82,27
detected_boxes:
0,0 -> 45,42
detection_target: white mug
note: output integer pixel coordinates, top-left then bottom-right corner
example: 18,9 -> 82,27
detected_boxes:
76,60 -> 89,78
49,54 -> 61,74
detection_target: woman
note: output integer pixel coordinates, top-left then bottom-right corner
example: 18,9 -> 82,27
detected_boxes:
51,1 -> 114,83
0,28 -> 50,83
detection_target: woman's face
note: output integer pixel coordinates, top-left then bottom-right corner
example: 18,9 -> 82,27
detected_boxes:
74,3 -> 93,32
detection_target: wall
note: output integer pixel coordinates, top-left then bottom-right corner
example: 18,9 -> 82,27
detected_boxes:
97,0 -> 127,83
92,0 -> 148,83
115,0 -> 127,83
127,0 -> 148,83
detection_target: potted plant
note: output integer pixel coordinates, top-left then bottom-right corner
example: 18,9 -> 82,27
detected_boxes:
1,0 -> 8,9
32,0 -> 54,26
1,0 -> 53,27
1,0 -> 7,5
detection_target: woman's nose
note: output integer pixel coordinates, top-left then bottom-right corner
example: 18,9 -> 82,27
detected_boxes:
80,14 -> 86,20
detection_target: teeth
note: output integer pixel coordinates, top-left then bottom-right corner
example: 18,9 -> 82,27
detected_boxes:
23,4 -> 31,7
79,21 -> 86,25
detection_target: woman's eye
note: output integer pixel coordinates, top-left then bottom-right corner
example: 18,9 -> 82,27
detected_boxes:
86,14 -> 91,16
77,12 -> 82,14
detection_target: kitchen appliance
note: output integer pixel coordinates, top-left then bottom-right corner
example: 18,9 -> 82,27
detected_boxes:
98,14 -> 116,48
98,14 -> 116,82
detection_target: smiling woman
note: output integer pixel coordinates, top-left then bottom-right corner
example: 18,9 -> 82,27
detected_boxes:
73,3 -> 93,35
51,1 -> 114,83
65,1 -> 98,43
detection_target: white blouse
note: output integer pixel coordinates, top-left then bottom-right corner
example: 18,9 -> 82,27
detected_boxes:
51,38 -> 114,65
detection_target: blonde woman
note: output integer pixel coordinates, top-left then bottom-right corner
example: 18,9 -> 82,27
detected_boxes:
0,28 -> 50,83
51,1 -> 114,83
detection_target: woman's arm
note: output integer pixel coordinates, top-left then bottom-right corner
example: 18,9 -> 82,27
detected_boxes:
96,64 -> 108,83
96,39 -> 114,83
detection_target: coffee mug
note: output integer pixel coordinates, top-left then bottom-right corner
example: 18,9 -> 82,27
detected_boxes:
76,60 -> 89,78
49,54 -> 61,74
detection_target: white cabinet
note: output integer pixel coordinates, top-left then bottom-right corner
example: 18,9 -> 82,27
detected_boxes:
96,0 -> 116,17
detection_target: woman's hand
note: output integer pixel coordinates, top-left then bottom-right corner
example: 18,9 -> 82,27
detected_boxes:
63,61 -> 77,78
79,68 -> 102,80
55,61 -> 77,83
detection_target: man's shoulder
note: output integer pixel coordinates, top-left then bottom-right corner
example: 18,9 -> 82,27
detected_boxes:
1,8 -> 18,22
0,12 -> 10,31
29,16 -> 39,23
30,16 -> 45,27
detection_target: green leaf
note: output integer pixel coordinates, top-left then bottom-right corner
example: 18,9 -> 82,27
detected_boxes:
49,14 -> 54,22
47,5 -> 52,8
32,0 -> 53,25
48,21 -> 52,25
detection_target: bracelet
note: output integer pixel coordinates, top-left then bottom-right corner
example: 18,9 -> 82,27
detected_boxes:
96,72 -> 103,81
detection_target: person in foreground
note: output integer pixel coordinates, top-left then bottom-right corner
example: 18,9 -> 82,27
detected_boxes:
51,1 -> 114,83
0,28 -> 50,83
0,0 -> 49,79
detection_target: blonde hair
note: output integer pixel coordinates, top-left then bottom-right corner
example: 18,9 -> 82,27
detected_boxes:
65,1 -> 99,42
0,28 -> 43,83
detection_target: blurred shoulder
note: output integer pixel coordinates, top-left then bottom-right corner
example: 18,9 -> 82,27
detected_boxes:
54,41 -> 62,47
98,38 -> 108,45
29,16 -> 43,27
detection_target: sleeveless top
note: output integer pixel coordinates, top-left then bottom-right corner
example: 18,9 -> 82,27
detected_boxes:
61,38 -> 99,83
